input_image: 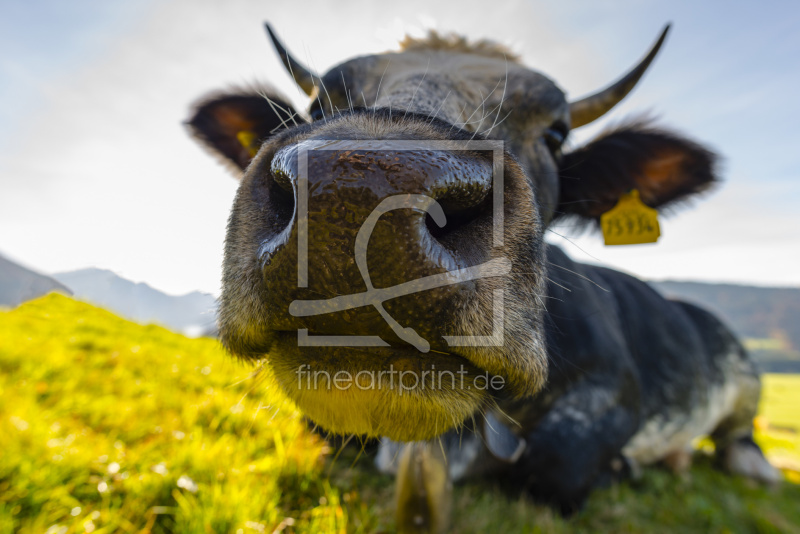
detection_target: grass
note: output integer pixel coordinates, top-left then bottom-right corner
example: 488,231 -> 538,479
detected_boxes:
1,293 -> 798,533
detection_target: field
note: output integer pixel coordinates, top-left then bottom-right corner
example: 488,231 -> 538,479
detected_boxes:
1,294 -> 799,533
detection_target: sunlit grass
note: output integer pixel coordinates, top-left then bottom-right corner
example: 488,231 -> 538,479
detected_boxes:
0,294 -> 378,533
756,374 -> 800,482
1,293 -> 799,533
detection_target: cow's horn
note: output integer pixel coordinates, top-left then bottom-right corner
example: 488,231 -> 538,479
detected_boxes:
569,24 -> 670,128
265,23 -> 319,97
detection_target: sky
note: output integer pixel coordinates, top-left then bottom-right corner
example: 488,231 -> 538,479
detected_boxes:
1,0 -> 799,296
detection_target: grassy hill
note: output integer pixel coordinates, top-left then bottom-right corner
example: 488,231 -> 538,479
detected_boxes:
1,294 -> 799,533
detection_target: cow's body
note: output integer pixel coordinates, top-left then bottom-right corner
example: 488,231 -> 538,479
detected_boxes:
538,244 -> 756,473
377,244 -> 770,514
187,24 -> 779,529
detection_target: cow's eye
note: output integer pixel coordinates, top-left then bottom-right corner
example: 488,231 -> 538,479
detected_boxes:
544,121 -> 568,156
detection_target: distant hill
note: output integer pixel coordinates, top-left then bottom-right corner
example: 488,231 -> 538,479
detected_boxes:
52,268 -> 217,336
651,280 -> 800,373
0,253 -> 72,308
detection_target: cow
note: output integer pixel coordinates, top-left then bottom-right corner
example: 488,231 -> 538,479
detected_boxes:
186,22 -> 779,529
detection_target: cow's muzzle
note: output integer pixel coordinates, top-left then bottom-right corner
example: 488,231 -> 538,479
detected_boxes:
256,139 -> 499,348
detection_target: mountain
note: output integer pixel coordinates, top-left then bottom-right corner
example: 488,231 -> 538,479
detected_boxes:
52,268 -> 217,336
651,280 -> 800,373
0,253 -> 72,308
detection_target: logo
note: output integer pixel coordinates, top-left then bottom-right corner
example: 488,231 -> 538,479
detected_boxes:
289,140 -> 508,351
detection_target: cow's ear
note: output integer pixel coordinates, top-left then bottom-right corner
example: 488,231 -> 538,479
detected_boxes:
186,86 -> 304,175
555,119 -> 719,224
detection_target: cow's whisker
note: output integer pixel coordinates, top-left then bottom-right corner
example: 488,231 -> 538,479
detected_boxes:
327,434 -> 355,476
437,436 -> 448,468
403,56 -> 431,120
349,440 -> 367,469
306,51 -> 334,122
546,262 -> 610,292
544,227 -> 605,264
255,89 -> 300,132
481,56 -> 510,139
464,76 -> 504,134
448,102 -> 470,135
341,71 -> 354,113
373,57 -> 392,110
427,90 -> 452,123
544,276 -> 571,292
481,109 -> 513,137
269,110 -> 302,134
460,88 -> 487,131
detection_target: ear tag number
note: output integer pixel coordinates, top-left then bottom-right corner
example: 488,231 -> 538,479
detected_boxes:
601,189 -> 661,246
236,130 -> 260,157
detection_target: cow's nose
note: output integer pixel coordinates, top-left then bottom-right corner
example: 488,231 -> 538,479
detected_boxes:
257,141 -> 496,344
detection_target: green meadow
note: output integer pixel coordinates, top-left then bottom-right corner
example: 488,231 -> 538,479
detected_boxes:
1,294 -> 799,533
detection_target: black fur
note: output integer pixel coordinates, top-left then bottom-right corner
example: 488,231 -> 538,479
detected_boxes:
487,245 -> 757,511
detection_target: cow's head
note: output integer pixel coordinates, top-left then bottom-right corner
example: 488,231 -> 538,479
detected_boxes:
187,24 -> 716,441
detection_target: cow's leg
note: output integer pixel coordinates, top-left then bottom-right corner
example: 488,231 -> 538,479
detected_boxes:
394,441 -> 452,534
718,435 -> 781,484
508,386 -> 640,514
710,369 -> 781,484
662,447 -> 693,475
670,300 -> 781,485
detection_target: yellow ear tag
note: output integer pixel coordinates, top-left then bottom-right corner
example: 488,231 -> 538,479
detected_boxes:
600,189 -> 661,245
236,130 -> 259,157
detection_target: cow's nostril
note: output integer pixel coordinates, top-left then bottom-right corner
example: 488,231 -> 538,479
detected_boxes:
261,168 -> 295,233
268,166 -> 296,221
268,176 -> 295,219
425,190 -> 493,240
269,144 -> 298,195
254,147 -> 299,270
271,167 -> 294,194
264,146 -> 298,230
